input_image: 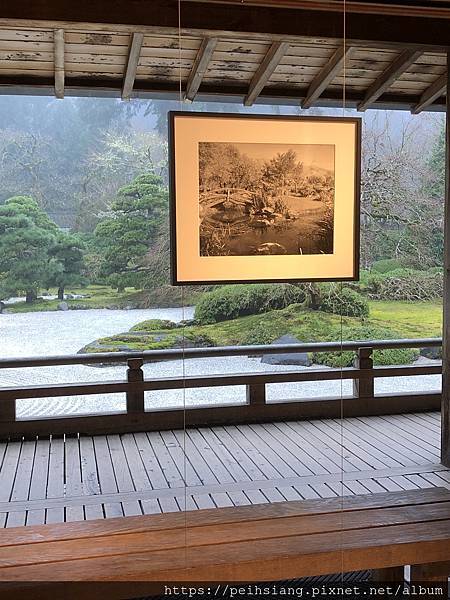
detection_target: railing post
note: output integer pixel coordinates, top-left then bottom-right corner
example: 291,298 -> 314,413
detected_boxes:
126,358 -> 144,414
0,396 -> 16,423
247,383 -> 266,405
353,346 -> 374,398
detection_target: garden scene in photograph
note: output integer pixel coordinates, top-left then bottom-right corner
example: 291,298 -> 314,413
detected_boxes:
199,141 -> 335,256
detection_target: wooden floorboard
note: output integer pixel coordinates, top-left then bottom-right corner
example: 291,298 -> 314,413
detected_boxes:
0,412 -> 449,526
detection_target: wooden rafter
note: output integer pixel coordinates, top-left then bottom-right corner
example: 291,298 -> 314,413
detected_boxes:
302,45 -> 353,109
53,28 -> 64,99
185,37 -> 218,102
412,72 -> 447,114
121,32 -> 144,101
357,48 -> 423,111
244,41 -> 289,106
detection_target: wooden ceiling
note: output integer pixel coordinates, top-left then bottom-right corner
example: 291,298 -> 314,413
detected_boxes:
0,0 -> 448,112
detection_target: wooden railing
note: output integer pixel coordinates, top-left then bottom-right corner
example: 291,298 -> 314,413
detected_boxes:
0,338 -> 443,440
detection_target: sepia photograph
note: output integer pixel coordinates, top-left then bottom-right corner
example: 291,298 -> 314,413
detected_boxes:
198,142 -> 335,257
169,112 -> 360,284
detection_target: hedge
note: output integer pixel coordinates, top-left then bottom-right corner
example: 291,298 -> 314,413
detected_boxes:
195,284 -> 305,324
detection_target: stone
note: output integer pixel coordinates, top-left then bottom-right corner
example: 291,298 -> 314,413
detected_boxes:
261,334 -> 311,366
58,301 -> 69,311
420,346 -> 441,360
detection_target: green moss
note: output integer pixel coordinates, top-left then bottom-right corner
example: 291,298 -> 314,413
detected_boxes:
130,319 -> 179,332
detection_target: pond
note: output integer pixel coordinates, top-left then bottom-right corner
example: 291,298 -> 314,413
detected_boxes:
201,195 -> 332,256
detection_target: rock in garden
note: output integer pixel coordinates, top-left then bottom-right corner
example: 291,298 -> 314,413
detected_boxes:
261,334 -> 311,366
58,301 -> 69,311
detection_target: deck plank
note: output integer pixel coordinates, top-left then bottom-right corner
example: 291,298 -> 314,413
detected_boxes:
133,432 -> 169,490
106,435 -> 142,516
6,440 -> 35,527
65,437 -> 84,523
45,437 -> 64,524
92,436 -> 123,518
80,436 -> 103,521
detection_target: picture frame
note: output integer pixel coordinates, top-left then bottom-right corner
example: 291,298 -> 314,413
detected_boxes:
169,111 -> 361,285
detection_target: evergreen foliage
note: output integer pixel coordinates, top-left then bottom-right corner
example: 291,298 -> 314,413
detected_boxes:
94,173 -> 168,291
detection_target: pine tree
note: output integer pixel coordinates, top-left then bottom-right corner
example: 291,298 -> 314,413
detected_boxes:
0,196 -> 57,302
94,173 -> 168,291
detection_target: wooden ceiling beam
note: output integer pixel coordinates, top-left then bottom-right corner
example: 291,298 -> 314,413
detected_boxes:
53,28 -> 64,99
121,32 -> 144,101
244,41 -> 289,106
357,48 -> 423,111
193,1 -> 450,20
1,76 -> 446,113
412,72 -> 447,114
2,1 -> 450,49
185,37 -> 218,102
302,45 -> 353,109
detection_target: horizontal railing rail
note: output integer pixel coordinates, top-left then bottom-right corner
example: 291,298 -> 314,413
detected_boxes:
0,337 -> 443,439
0,337 -> 442,368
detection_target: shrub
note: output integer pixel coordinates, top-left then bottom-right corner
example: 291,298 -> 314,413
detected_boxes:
318,285 -> 369,318
352,271 -> 384,297
371,259 -> 404,273
369,270 -> 443,301
313,325 -> 419,368
194,284 -> 305,324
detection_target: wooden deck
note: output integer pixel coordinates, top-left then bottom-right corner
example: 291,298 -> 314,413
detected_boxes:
1,412 -> 449,528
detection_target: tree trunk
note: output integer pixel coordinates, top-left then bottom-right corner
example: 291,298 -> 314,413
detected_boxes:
305,283 -> 322,310
117,285 -> 125,293
57,286 -> 64,300
26,289 -> 37,304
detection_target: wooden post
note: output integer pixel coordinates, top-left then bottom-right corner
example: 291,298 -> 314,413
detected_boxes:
126,358 -> 144,414
353,346 -> 374,399
247,383 -> 266,405
0,397 -> 15,423
441,53 -> 450,467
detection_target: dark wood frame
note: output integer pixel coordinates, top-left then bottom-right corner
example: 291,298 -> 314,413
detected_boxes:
0,337 -> 441,440
169,111 -> 361,285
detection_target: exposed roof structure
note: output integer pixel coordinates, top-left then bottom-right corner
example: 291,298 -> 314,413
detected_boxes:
0,0 -> 448,111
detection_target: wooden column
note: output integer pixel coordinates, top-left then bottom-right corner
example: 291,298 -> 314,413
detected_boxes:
353,347 -> 374,399
246,383 -> 266,406
126,358 -> 145,414
441,53 -> 450,467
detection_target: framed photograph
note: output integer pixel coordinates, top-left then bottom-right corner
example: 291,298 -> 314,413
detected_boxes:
169,112 -> 361,285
